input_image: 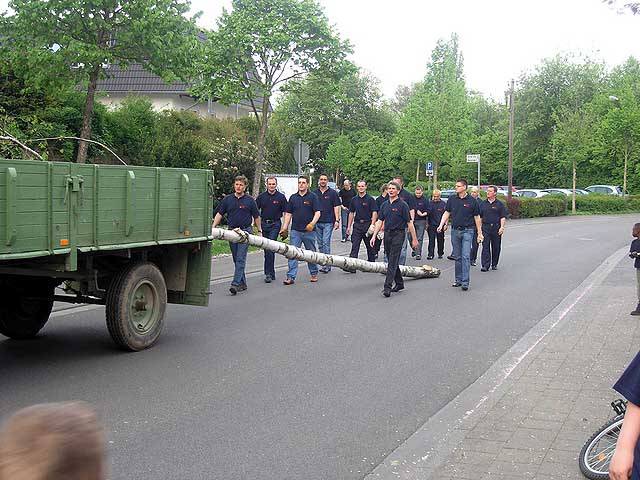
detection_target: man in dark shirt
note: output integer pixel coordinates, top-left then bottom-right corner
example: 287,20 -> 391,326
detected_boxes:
479,185 -> 507,272
339,180 -> 356,242
280,176 -> 321,285
256,176 -> 288,283
212,175 -> 261,295
346,180 -> 378,265
427,189 -> 446,259
371,181 -> 418,297
631,223 -> 640,315
412,185 -> 429,261
313,174 -> 341,273
469,187 -> 482,266
437,178 -> 483,291
373,183 -> 388,259
392,176 -> 416,265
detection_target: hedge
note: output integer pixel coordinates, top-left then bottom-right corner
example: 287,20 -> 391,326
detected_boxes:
499,194 -> 640,219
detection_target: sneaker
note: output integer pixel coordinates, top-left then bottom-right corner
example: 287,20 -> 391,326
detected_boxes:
390,285 -> 404,292
264,276 -> 272,283
451,282 -> 462,287
229,285 -> 238,295
283,278 -> 295,285
236,283 -> 247,292
481,267 -> 489,272
631,309 -> 640,316
382,289 -> 391,297
438,255 -> 443,259
411,251 -> 415,257
461,285 -> 469,291
310,275 -> 318,282
341,238 -> 347,243
447,255 -> 455,260
427,255 -> 434,260
491,266 -> 498,270
470,261 -> 476,266
320,268 -> 330,274
415,255 -> 421,261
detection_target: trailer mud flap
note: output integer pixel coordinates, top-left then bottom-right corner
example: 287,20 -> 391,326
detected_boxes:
182,241 -> 212,306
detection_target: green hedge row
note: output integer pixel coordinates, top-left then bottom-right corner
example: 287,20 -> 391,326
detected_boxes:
503,197 -> 567,219
501,194 -> 640,219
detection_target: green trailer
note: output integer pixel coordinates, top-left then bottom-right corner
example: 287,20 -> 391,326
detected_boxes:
0,158 -> 215,351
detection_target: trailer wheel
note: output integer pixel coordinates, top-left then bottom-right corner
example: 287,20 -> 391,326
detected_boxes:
106,262 -> 167,351
0,277 -> 56,339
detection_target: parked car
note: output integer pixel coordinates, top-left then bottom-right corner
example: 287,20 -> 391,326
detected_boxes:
516,189 -> 549,198
542,188 -> 589,196
585,185 -> 624,196
439,189 -> 456,199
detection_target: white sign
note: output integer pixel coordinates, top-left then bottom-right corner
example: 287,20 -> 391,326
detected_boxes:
466,154 -> 480,163
426,161 -> 434,176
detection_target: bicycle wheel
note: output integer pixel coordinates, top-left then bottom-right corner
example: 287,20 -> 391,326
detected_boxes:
579,414 -> 625,480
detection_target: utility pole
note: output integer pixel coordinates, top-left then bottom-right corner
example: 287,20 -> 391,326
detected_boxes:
508,79 -> 515,199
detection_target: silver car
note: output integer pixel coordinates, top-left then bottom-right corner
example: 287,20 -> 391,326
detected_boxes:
585,185 -> 624,196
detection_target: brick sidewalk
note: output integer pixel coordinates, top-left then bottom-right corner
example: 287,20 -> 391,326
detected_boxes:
369,246 -> 640,480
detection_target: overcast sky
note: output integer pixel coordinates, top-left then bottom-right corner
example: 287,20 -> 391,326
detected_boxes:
2,0 -> 639,101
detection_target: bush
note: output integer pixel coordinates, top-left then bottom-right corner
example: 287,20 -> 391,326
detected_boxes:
518,197 -> 567,218
503,196 -> 521,219
573,194 -> 640,213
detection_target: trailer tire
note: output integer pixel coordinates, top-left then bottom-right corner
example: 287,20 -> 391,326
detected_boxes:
0,277 -> 56,339
106,262 -> 167,351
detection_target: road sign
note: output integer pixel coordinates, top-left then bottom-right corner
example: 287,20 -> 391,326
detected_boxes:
426,161 -> 433,176
466,154 -> 480,163
294,139 -> 310,174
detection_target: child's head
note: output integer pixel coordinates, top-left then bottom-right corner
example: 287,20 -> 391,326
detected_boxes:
0,402 -> 105,480
633,223 -> 640,238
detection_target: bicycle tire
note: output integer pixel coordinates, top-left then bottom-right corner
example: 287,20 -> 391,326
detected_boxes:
579,414 -> 625,480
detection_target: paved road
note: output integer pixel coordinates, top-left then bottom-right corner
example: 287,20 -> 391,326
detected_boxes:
0,214 -> 635,480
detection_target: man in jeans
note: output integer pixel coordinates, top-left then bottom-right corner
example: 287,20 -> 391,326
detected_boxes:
313,174 -> 341,273
412,185 -> 429,260
280,175 -> 321,285
256,176 -> 288,282
437,178 -> 483,291
212,175 -> 261,295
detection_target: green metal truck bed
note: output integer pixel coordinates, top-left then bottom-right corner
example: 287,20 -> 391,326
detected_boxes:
0,159 -> 214,267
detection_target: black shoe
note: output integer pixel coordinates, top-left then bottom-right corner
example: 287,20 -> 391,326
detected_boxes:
320,268 -> 330,274
438,255 -> 443,259
470,261 -> 476,266
229,284 -> 245,295
415,255 -> 421,261
411,251 -> 415,257
491,266 -> 498,270
264,276 -> 272,283
461,285 -> 469,291
481,267 -> 488,272
341,238 -> 347,243
451,282 -> 462,287
631,310 -> 640,316
390,285 -> 404,292
236,283 -> 247,292
427,255 -> 434,260
382,289 -> 391,297
447,255 -> 455,260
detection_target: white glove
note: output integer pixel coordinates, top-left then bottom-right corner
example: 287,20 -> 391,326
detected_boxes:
366,224 -> 375,237
376,231 -> 384,240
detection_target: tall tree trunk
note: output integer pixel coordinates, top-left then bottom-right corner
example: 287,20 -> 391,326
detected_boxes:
252,95 -> 270,198
415,159 -> 420,183
76,66 -> 101,164
572,159 -> 576,214
623,141 -> 629,197
433,159 -> 439,190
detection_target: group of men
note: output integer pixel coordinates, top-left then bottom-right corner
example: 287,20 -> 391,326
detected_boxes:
212,174 -> 507,297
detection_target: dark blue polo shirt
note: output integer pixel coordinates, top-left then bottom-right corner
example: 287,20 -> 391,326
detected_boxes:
445,194 -> 480,228
216,193 -> 259,229
313,187 -> 341,223
286,191 -> 321,231
375,194 -> 388,209
428,200 -> 446,226
378,198 -> 411,231
414,195 -> 429,221
349,193 -> 378,221
339,188 -> 356,208
399,188 -> 417,212
256,190 -> 287,221
632,239 -> 640,269
613,349 -> 640,480
480,199 -> 507,225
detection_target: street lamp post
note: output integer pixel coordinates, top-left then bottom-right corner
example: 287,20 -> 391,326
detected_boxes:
609,95 -> 628,197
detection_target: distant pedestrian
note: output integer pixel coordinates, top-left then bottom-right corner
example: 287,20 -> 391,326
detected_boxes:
629,222 -> 640,316
280,175 -> 321,285
427,189 -> 446,259
391,176 -> 416,265
373,183 -> 388,259
256,176 -> 287,283
313,174 -> 341,273
437,178 -> 483,291
0,401 -> 105,480
346,180 -> 378,266
412,185 -> 429,260
339,180 -> 356,242
479,186 -> 507,272
371,181 -> 418,297
212,175 -> 261,295
469,186 -> 481,266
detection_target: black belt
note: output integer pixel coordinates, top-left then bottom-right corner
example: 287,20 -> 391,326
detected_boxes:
483,222 -> 499,227
453,226 -> 473,230
262,219 -> 280,224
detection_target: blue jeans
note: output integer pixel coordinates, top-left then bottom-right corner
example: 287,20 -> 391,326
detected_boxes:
413,220 -> 427,257
451,227 -> 474,286
340,208 -> 350,240
315,222 -> 334,271
262,220 -> 281,279
230,226 -> 252,286
287,229 -> 319,280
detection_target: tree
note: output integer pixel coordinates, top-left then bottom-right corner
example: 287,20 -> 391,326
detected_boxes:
325,135 -> 354,181
1,0 -> 201,163
196,0 -> 351,196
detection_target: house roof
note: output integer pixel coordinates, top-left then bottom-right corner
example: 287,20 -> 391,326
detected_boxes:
96,64 -> 189,94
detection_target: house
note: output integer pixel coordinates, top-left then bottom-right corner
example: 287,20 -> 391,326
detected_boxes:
96,64 -> 266,119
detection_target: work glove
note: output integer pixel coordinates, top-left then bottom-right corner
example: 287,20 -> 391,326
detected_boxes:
279,229 -> 288,240
305,223 -> 315,232
366,224 -> 375,237
630,251 -> 639,258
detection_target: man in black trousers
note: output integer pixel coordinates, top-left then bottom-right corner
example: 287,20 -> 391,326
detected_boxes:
346,180 -> 378,266
479,185 -> 507,271
427,189 -> 446,259
371,181 -> 418,297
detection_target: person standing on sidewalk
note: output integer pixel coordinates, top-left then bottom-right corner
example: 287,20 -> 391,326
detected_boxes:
427,189 -> 446,259
280,175 -> 321,285
256,176 -> 287,283
339,180 -> 356,242
412,185 -> 429,261
479,185 -> 507,272
392,176 -> 416,266
212,175 -> 261,295
628,222 -> 640,315
437,178 -> 483,291
469,186 -> 481,267
313,174 -> 341,273
346,180 -> 378,266
371,181 -> 418,297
